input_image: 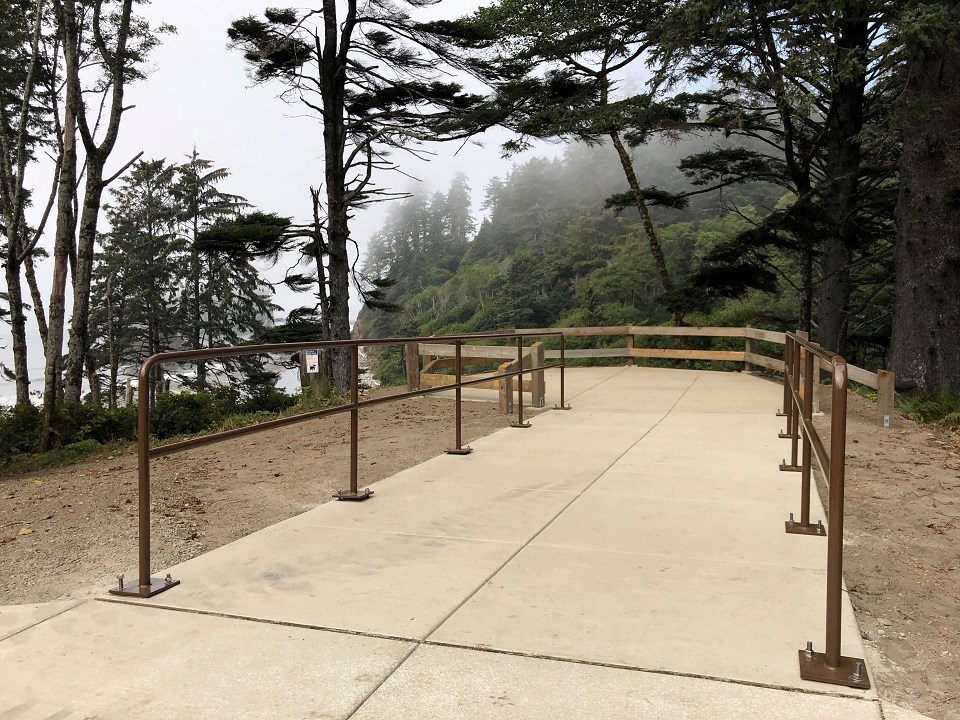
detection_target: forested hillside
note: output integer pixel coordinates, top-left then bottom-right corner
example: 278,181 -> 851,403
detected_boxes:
357,138 -> 888,373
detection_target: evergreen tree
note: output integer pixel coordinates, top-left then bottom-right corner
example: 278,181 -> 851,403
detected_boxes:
890,1 -> 960,392
227,4 -> 490,391
173,150 -> 275,391
455,0 -> 694,322
657,0 -> 898,350
0,0 -> 53,405
90,160 -> 182,407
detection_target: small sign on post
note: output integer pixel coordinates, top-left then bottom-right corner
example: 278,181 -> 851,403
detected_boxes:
305,348 -> 320,374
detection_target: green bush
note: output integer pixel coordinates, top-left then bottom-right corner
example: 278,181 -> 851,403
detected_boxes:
152,392 -> 215,439
239,385 -> 297,414
0,403 -> 43,459
51,403 -> 137,446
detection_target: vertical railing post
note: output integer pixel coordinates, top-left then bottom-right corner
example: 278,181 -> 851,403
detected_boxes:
786,346 -> 825,536
744,324 -> 755,372
877,369 -> 895,429
335,344 -> 373,501
555,333 -> 571,410
798,360 -> 869,689
405,341 -> 420,391
777,335 -> 791,418
781,335 -> 802,472
109,358 -> 180,598
446,340 -> 472,455
511,338 -> 531,428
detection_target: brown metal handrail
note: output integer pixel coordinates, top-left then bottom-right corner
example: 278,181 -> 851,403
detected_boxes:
778,332 -> 868,689
109,330 -> 568,599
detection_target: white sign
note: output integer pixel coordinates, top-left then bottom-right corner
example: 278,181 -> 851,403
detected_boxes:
305,348 -> 320,374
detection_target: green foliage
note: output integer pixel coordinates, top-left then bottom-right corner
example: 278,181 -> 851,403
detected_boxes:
901,391 -> 960,431
0,403 -> 43,459
1,403 -> 137,462
50,404 -> 138,446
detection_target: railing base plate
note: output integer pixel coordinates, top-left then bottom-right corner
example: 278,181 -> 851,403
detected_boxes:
779,462 -> 802,472
510,421 -> 532,428
108,577 -> 180,598
334,488 -> 374,502
446,447 -> 473,455
798,650 -> 870,689
778,432 -> 798,439
553,404 -> 572,410
776,410 -> 788,417
785,520 -> 826,536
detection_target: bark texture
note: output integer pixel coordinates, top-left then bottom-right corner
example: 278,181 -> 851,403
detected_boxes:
817,7 -> 869,355
891,35 -> 960,391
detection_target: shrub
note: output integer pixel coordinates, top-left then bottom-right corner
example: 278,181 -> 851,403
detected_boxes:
239,385 -> 297,414
0,403 -> 43,459
151,392 -> 214,439
51,403 -> 137,446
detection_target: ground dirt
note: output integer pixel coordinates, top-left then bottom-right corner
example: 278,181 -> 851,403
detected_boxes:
1,380 -> 957,719
0,388 -> 522,606
812,392 -> 960,720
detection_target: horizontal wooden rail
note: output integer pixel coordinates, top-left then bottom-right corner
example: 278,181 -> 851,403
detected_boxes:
409,325 -> 893,428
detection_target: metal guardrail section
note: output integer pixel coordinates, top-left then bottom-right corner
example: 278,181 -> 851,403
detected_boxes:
108,323 -> 877,691
108,330 -> 567,600
777,332 -> 869,690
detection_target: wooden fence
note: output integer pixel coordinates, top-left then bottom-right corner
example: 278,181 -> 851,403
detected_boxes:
403,325 -> 895,427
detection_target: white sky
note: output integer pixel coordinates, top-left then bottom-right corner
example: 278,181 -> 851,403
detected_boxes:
1,0 -> 558,398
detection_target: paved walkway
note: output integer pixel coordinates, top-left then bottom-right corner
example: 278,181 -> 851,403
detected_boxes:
1,367 -> 881,719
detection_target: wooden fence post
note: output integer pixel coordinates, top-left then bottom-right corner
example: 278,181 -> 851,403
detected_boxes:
878,370 -> 895,429
498,360 -> 514,414
812,356 -> 822,414
405,342 -> 420,391
744,324 -> 755,372
124,379 -> 134,407
531,342 -> 546,407
626,332 -> 635,366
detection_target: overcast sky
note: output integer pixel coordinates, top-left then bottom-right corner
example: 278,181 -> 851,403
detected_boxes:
1,0 -> 560,399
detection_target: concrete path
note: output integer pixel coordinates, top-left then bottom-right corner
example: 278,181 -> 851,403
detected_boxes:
1,367 -> 882,719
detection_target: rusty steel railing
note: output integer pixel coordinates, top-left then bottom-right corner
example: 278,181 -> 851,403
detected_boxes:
109,330 -> 567,599
778,332 -> 869,690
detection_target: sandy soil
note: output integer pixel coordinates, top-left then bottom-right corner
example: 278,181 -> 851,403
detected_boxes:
1,381 -> 957,718
0,388 -> 520,605
807,393 -> 960,720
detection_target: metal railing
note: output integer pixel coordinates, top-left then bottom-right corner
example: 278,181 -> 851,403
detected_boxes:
778,332 -> 869,690
109,330 -> 567,599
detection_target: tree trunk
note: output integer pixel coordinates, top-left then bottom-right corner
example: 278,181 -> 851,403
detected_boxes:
4,235 -> 31,405
321,0 -> 352,392
890,34 -> 960,392
43,0 -> 80,447
64,159 -> 106,403
816,8 -> 868,355
23,249 -> 48,345
609,131 -> 681,324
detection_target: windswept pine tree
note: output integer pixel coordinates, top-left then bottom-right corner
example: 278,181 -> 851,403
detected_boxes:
227,3 -> 492,390
451,0 -> 696,322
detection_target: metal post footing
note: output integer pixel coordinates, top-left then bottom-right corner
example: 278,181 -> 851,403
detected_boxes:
785,516 -> 826,536
334,488 -> 374,501
776,410 -> 788,417
446,447 -> 473,455
779,461 -> 802,472
109,574 -> 180,598
798,648 -> 870,689
553,404 -> 572,410
510,421 -> 532,428
778,432 -> 798,439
